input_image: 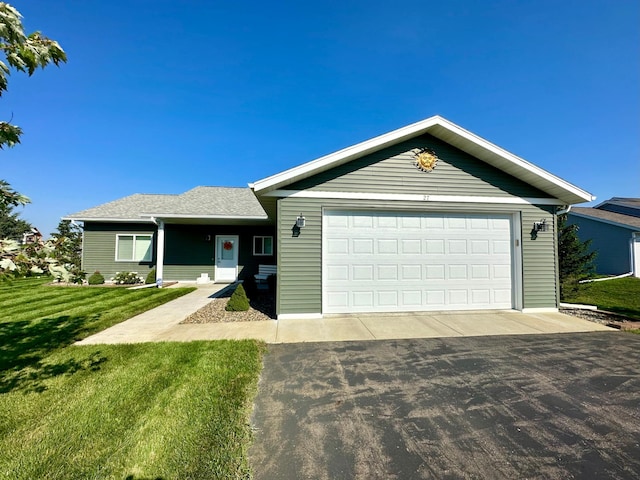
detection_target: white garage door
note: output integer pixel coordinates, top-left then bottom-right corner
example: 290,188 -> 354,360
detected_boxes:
323,210 -> 514,313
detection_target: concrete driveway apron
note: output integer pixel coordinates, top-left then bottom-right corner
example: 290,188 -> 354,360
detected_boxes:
250,332 -> 640,480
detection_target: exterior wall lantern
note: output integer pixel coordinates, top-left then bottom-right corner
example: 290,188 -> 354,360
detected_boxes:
292,214 -> 305,237
533,219 -> 548,233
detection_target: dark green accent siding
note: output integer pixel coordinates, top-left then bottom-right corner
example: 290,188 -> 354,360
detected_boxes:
164,225 -> 275,281
276,197 -> 558,316
82,223 -> 156,279
287,134 -> 552,199
83,222 -> 275,282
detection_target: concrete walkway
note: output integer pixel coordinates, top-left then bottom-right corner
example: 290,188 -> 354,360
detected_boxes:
76,284 -> 614,345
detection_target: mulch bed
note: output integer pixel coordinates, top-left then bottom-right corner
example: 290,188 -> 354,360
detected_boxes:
561,307 -> 640,331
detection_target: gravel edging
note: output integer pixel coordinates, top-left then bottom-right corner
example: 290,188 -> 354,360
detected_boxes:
561,307 -> 640,331
181,286 -> 276,324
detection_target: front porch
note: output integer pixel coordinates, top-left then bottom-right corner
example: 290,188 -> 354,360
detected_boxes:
153,222 -> 275,284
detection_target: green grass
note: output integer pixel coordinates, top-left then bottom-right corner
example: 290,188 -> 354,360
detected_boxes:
0,277 -> 196,392
563,276 -> 640,320
0,341 -> 265,479
0,277 -> 266,478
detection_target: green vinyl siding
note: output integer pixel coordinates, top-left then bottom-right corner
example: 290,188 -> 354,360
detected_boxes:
521,206 -> 557,308
276,197 -> 558,316
82,223 -> 156,279
83,222 -> 275,282
288,134 -> 551,199
275,134 -> 559,316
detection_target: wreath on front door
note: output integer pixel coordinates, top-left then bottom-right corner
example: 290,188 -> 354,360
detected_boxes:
223,241 -> 233,251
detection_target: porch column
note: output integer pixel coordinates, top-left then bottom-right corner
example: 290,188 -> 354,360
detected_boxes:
156,220 -> 165,287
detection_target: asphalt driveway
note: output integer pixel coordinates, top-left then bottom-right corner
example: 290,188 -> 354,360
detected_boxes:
250,332 -> 640,479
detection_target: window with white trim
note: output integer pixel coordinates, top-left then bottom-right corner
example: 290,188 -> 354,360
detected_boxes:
253,236 -> 273,256
116,234 -> 153,262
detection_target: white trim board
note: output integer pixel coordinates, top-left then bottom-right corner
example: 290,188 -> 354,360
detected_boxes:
265,189 -> 563,206
251,116 -> 594,205
277,313 -> 324,320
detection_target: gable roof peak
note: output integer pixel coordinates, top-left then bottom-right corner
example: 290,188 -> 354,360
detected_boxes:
250,115 -> 593,205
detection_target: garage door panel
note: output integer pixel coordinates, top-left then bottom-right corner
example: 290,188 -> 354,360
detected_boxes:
327,265 -> 349,281
378,239 -> 398,254
377,265 -> 398,280
425,264 -> 445,279
401,264 -> 422,280
378,291 -> 398,306
449,240 -> 467,254
324,211 -> 514,313
327,238 -> 349,254
426,239 -> 445,254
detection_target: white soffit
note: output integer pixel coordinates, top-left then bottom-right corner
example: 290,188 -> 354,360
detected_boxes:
251,116 -> 594,205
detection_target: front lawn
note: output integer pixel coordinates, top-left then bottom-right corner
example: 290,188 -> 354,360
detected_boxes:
563,276 -> 640,320
0,277 -> 265,479
0,341 -> 264,479
0,277 -> 196,391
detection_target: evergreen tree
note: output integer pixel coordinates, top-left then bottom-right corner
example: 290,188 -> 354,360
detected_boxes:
50,219 -> 83,276
0,200 -> 32,240
557,213 -> 596,298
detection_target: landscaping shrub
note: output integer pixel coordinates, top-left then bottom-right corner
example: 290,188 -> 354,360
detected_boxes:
225,283 -> 250,311
145,268 -> 156,284
112,271 -> 143,285
87,271 -> 105,285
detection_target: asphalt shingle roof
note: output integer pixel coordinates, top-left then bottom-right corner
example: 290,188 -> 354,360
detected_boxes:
571,207 -> 640,230
65,187 -> 267,220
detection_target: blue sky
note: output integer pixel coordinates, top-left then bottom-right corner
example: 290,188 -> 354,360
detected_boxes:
3,0 -> 639,236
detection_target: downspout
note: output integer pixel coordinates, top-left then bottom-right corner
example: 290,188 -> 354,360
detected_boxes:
556,205 -> 571,215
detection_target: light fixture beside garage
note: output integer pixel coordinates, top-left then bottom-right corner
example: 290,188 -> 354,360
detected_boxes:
533,219 -> 548,232
296,213 -> 306,228
413,147 -> 439,173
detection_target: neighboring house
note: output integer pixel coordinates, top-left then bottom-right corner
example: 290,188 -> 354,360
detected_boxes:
65,116 -> 594,319
21,227 -> 43,245
568,198 -> 640,277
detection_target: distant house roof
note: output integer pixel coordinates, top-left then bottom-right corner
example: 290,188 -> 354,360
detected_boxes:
64,187 -> 268,222
250,115 -> 594,205
594,197 -> 640,211
570,206 -> 640,230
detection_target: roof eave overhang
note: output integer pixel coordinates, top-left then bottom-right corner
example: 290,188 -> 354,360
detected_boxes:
139,213 -> 268,220
61,217 -> 154,223
569,211 -> 640,231
139,213 -> 272,225
251,115 -> 594,206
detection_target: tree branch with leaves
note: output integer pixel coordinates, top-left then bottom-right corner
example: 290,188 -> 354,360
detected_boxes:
0,2 -> 66,148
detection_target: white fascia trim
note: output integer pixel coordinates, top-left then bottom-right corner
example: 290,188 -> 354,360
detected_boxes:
568,211 -> 640,231
277,313 -> 323,320
139,213 -> 269,220
251,115 -> 594,203
265,189 -> 563,206
61,217 -> 154,223
521,307 -> 559,313
432,117 -> 595,203
252,116 -> 443,192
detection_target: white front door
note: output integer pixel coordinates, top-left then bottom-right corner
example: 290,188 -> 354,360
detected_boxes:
215,235 -> 239,282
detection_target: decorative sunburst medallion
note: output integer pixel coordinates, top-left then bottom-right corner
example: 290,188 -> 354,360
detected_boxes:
413,147 -> 439,173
